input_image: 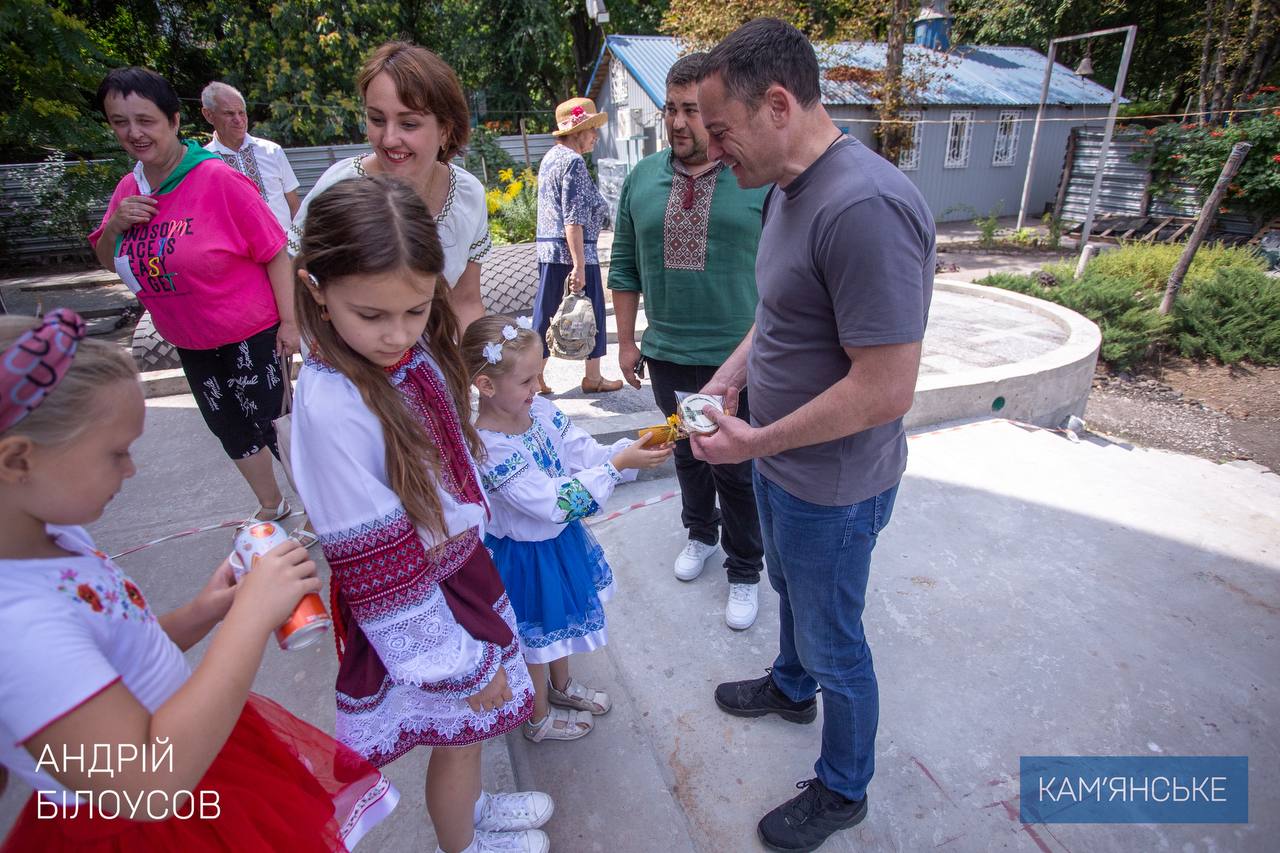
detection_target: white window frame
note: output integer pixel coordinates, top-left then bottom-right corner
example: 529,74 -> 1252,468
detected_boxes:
944,110 -> 974,169
897,111 -> 923,171
610,60 -> 629,107
992,110 -> 1022,167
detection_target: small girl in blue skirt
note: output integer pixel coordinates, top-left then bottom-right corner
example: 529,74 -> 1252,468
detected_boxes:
463,316 -> 672,741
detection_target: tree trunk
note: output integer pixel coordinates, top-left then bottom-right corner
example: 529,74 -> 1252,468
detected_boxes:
1196,0 -> 1218,123
875,0 -> 914,164
1224,0 -> 1264,112
568,7 -> 603,95
1208,0 -> 1237,122
1243,28 -> 1280,93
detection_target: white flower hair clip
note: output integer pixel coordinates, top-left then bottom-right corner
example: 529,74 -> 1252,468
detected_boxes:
482,342 -> 504,364
516,315 -> 534,330
501,324 -> 518,341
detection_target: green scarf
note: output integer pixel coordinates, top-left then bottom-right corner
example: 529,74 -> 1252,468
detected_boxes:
149,139 -> 221,195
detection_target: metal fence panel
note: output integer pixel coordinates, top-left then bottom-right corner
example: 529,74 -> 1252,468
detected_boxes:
1,132 -> 558,263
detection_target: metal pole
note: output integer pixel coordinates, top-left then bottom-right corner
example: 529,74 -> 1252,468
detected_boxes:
1016,41 -> 1057,231
1075,25 -> 1137,278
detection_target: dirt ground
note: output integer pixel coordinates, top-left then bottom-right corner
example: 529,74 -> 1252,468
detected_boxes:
1085,358 -> 1280,474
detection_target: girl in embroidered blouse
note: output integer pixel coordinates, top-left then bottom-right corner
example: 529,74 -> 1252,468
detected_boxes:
290,177 -> 553,853
461,316 -> 671,743
0,310 -> 395,851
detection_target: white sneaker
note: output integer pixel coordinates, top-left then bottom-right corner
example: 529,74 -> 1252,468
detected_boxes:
725,583 -> 759,630
674,539 -> 717,581
475,790 -> 555,832
444,829 -> 551,853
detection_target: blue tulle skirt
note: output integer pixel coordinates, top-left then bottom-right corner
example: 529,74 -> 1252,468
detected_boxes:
485,520 -> 614,664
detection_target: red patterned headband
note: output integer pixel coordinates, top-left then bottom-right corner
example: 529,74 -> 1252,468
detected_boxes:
0,309 -> 87,433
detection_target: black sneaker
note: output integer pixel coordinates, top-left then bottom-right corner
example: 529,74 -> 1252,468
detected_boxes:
714,671 -> 817,724
757,778 -> 868,852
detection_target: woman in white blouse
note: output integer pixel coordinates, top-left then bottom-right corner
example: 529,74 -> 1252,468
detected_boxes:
290,42 -> 490,330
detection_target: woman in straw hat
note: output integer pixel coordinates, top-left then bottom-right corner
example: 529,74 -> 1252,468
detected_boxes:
532,97 -> 621,394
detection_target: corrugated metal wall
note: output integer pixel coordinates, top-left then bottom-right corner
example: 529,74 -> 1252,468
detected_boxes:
0,132 -> 557,263
1060,128 -> 1255,238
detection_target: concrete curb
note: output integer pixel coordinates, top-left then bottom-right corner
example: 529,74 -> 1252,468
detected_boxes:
908,279 -> 1101,430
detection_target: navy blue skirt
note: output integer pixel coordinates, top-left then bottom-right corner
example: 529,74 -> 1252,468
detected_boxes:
533,261 -> 608,360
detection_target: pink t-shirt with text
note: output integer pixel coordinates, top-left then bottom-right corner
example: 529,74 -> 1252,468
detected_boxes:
90,160 -> 285,350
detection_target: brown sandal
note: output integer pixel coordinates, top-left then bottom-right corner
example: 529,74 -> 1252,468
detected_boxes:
538,373 -> 554,395
581,377 -> 623,394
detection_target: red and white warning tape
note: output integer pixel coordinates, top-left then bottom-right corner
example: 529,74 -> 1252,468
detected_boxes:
588,490 -> 679,525
110,511 -> 306,560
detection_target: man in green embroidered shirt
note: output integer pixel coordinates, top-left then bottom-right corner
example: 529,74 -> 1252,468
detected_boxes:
609,52 -> 768,630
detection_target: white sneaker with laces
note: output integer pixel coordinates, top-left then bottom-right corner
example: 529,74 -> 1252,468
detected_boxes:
475,790 -> 555,832
725,583 -> 759,630
442,829 -> 551,853
674,539 -> 717,581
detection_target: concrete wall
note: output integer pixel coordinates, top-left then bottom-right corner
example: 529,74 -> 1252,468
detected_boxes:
907,279 -> 1101,430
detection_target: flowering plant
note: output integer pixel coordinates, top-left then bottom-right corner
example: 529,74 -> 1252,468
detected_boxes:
487,167 -> 538,244
1143,90 -> 1280,221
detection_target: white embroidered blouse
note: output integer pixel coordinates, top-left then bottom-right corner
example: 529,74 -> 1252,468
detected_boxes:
478,397 -> 637,542
288,157 -> 492,288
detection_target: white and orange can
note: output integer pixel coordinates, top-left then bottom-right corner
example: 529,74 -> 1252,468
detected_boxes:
230,521 -> 332,651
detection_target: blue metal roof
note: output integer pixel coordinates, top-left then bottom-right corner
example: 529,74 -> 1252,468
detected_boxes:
589,35 -> 1120,108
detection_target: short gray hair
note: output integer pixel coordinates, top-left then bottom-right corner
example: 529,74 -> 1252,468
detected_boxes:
201,81 -> 245,110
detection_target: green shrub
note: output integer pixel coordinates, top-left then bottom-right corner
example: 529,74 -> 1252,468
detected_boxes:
1085,243 -> 1266,292
979,244 -> 1278,369
1175,267 -> 1280,365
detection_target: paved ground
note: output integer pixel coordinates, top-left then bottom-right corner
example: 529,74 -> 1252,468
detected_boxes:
6,222 -> 1274,850
2,401 -> 1275,851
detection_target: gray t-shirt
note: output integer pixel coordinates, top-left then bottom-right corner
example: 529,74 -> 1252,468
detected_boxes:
749,136 -> 935,506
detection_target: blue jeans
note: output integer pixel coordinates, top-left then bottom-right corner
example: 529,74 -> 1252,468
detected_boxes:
755,468 -> 898,801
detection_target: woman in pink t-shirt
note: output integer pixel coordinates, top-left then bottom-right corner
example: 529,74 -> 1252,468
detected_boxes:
88,67 -> 308,538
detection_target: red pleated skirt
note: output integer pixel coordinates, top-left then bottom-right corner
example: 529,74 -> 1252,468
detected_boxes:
2,693 -> 398,852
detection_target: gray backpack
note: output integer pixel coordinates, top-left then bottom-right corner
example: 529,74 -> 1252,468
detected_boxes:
545,275 -> 597,360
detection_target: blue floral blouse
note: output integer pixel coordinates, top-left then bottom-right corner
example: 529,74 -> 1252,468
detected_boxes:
536,143 -> 610,265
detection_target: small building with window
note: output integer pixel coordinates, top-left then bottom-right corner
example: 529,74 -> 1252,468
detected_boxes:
586,32 -> 1120,222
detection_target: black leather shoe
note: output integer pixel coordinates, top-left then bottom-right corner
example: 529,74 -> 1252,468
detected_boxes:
758,778 -> 868,852
714,671 -> 817,724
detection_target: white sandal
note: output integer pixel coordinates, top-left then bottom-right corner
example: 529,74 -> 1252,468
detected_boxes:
249,498 -> 290,524
290,526 -> 320,549
547,678 -> 611,715
523,706 -> 593,742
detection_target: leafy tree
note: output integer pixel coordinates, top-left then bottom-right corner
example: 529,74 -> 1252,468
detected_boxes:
200,1 -> 415,146
0,0 -> 115,159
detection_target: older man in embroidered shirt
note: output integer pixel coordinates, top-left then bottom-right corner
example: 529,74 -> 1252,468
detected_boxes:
609,52 -> 768,631
201,81 -> 301,232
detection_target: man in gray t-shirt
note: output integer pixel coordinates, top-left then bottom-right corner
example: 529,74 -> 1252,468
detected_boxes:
691,18 -> 934,852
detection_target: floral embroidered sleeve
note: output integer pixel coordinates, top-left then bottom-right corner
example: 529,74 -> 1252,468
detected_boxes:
546,400 -> 639,485
290,371 -> 499,698
480,401 -> 637,528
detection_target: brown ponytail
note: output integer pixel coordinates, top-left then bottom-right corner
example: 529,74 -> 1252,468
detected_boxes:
295,176 -> 483,540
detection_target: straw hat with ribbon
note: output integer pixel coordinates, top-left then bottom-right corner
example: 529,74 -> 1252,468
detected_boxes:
552,97 -> 607,137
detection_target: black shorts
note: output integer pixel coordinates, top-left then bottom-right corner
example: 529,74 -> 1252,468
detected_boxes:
176,324 -> 286,460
